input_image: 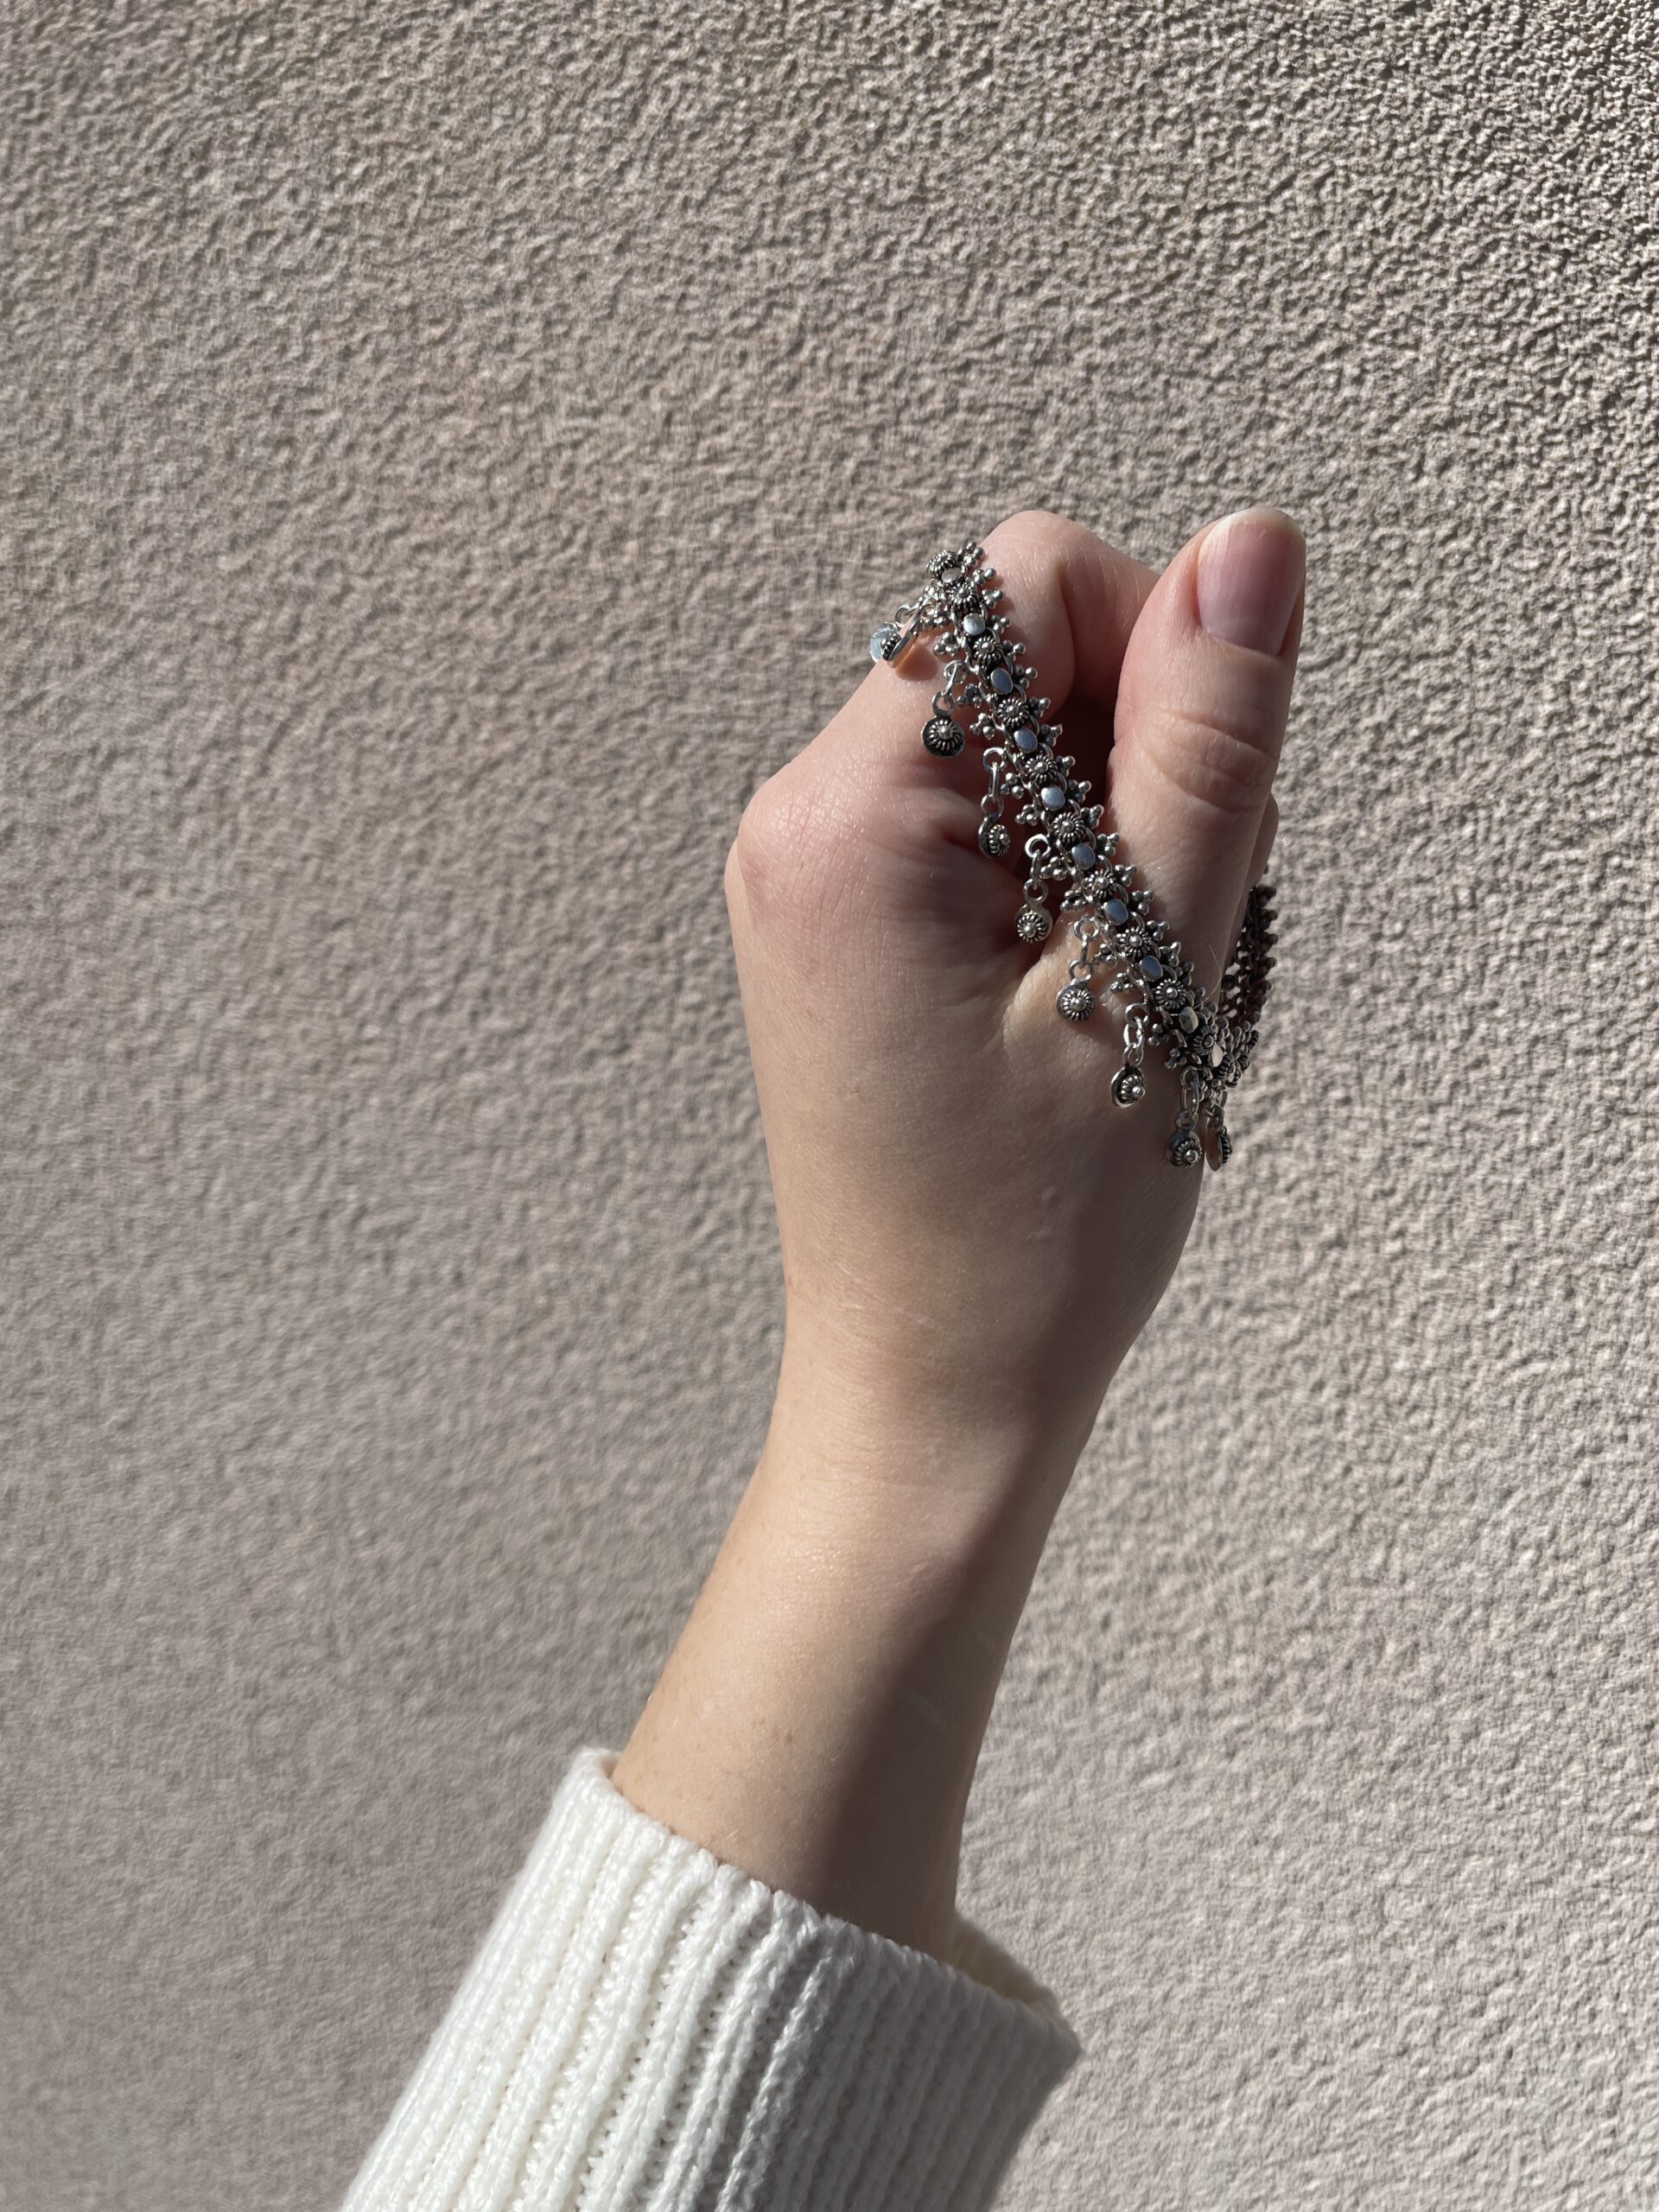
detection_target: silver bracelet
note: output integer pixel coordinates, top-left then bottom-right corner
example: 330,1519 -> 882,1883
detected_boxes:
870,539 -> 1277,1169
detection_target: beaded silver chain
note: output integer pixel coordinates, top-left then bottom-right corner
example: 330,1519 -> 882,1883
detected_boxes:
870,539 -> 1276,1169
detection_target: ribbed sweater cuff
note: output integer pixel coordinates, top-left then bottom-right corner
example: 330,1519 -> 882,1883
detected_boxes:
342,1745 -> 1081,2212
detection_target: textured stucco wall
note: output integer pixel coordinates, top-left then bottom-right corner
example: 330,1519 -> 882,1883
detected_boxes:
3,4 -> 1655,2207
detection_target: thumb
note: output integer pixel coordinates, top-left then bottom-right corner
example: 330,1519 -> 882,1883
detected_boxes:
1107,506 -> 1304,992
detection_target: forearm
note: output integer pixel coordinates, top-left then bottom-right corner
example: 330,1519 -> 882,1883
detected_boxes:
611,1319 -> 1091,1959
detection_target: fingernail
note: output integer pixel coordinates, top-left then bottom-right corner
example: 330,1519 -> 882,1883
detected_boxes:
1196,507 -> 1305,654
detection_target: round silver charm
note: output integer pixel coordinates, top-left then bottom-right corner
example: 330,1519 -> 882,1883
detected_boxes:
1167,1128 -> 1203,1168
1214,1122 -> 1233,1166
1015,902 -> 1053,944
1057,980 -> 1096,1023
978,819 -> 1012,859
923,715 -> 964,757
1111,1065 -> 1147,1107
869,623 -> 902,664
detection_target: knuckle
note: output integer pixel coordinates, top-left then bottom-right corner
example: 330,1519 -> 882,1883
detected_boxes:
996,505 -> 1073,543
728,767 -> 862,928
986,506 -> 1093,573
721,828 -> 748,909
728,782 -> 789,908
1148,702 -> 1281,818
729,779 -> 777,868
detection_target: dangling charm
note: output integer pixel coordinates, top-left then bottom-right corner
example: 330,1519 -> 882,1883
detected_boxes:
870,541 -> 1279,1172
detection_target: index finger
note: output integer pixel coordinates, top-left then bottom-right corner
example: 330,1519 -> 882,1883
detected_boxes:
854,509 -> 1156,784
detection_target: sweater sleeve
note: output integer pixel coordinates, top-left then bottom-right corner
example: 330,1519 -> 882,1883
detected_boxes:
340,1746 -> 1080,2212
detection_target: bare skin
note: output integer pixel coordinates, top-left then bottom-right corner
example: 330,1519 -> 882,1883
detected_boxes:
613,506 -> 1305,1961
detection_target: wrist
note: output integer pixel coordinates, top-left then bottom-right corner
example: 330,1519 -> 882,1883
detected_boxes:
613,1332 -> 1083,1959
763,1300 -> 1100,1552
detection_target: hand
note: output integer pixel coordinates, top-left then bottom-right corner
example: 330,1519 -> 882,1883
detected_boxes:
728,506 -> 1302,1491
614,508 -> 1304,1955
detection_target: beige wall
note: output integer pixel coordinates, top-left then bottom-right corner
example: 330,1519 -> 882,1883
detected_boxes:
4,4 -> 1654,2206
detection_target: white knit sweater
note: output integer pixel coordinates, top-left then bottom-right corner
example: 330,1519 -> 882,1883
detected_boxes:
341,1748 -> 1079,2211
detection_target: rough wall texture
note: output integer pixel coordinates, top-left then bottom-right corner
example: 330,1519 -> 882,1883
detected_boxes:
3,3 -> 1655,2206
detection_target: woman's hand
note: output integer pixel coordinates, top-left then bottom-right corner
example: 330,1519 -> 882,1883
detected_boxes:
731,506 -> 1300,1482
614,508 -> 1304,1956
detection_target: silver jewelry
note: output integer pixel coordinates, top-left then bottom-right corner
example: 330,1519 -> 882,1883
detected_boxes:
871,540 -> 1277,1169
